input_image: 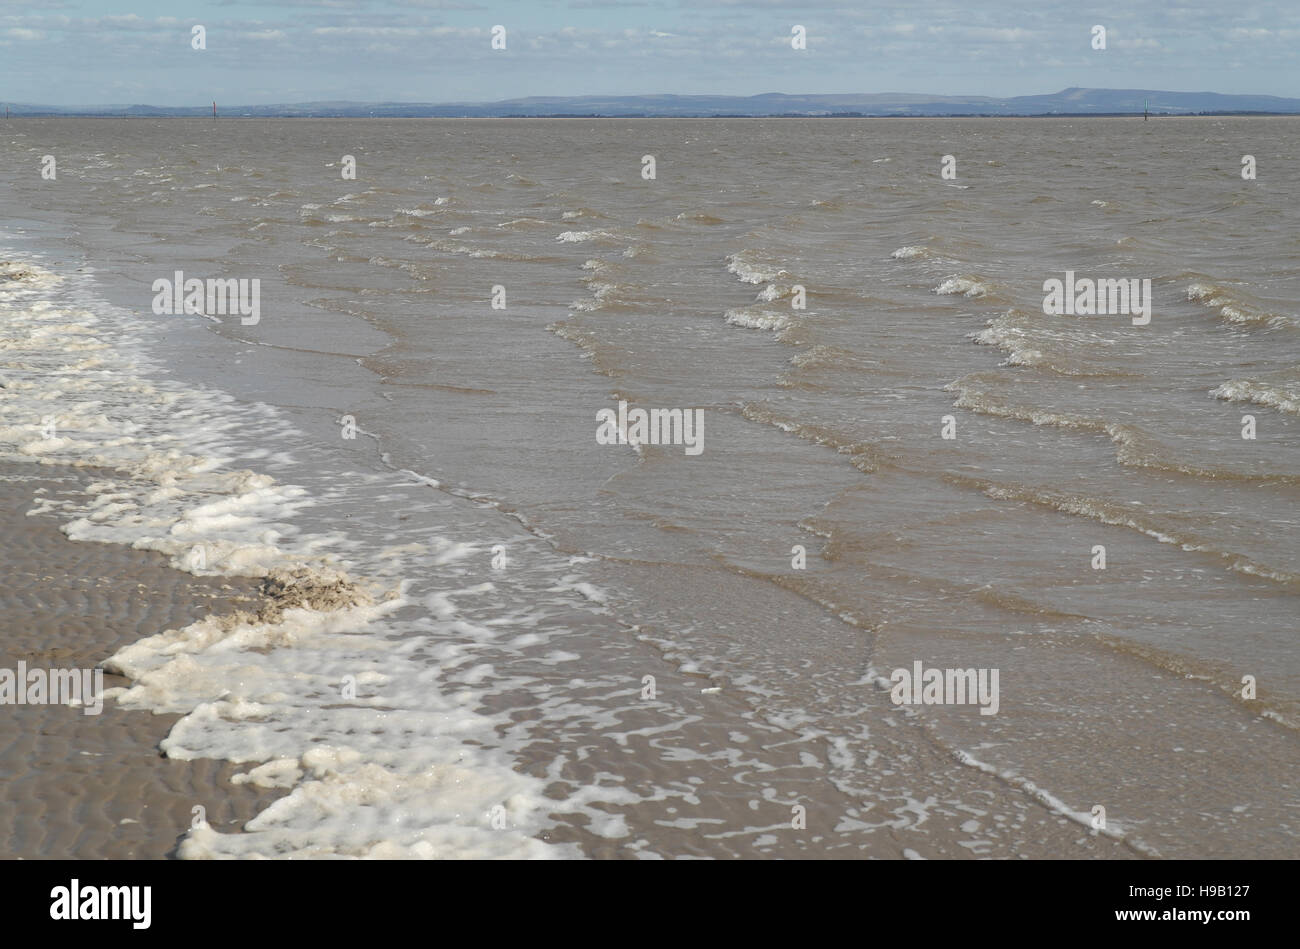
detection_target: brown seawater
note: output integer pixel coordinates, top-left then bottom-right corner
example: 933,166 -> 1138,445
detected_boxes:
0,117 -> 1296,858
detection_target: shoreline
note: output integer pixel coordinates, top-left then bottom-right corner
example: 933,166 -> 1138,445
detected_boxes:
0,462 -> 285,859
7,113 -> 1300,120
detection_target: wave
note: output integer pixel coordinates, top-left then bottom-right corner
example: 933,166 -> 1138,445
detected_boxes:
570,280 -> 619,312
556,229 -> 621,244
945,748 -> 1159,855
969,309 -> 1137,377
1210,374 -> 1300,416
498,217 -> 551,230
947,376 -> 1300,486
933,275 -> 991,299
674,211 -> 724,225
724,307 -> 792,332
740,403 -> 887,474
756,283 -> 795,303
1186,281 -> 1294,328
1088,632 -> 1298,732
943,472 -> 1300,588
416,237 -> 546,262
725,250 -> 791,285
0,263 -> 351,581
789,344 -> 855,370
970,321 -> 1047,369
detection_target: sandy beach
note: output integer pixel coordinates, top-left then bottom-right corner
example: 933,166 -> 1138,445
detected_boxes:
0,463 -> 283,858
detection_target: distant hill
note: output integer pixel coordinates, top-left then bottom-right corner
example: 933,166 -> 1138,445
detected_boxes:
5,88 -> 1299,118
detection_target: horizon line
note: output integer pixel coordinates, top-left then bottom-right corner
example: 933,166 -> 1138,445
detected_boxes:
6,85 -> 1300,113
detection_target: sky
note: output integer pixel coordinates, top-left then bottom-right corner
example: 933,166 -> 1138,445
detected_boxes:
0,1 -> 1296,107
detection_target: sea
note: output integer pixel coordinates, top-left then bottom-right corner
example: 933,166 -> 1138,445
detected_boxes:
1,116 -> 1296,858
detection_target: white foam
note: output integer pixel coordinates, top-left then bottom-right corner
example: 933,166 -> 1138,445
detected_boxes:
725,307 -> 791,332
934,275 -> 989,298
725,252 -> 789,285
556,229 -> 614,243
1210,377 -> 1300,416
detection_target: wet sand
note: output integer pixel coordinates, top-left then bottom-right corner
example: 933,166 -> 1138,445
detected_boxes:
0,463 -> 284,858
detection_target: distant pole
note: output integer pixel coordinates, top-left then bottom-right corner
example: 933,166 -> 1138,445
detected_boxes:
213,100 -> 217,120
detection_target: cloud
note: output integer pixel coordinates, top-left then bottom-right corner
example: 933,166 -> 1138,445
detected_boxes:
2,1 -> 1295,105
